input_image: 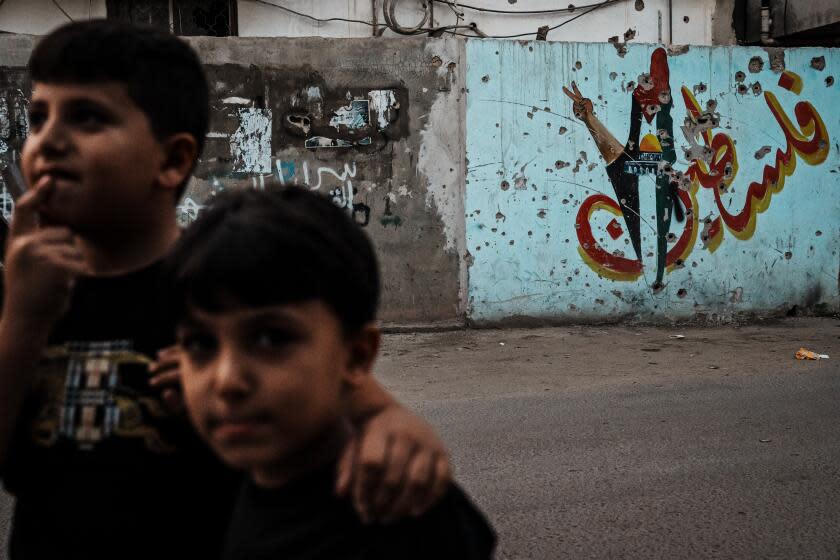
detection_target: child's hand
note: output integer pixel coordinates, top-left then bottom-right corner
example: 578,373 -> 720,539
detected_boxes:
149,345 -> 185,413
2,180 -> 88,327
335,405 -> 451,524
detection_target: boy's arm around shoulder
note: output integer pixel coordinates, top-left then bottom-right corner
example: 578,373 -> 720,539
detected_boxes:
336,374 -> 452,523
0,181 -> 89,468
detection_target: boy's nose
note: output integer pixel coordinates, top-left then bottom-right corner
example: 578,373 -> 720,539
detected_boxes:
35,118 -> 71,157
214,349 -> 253,399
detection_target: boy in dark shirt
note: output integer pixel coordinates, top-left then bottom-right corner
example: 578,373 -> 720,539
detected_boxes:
166,186 -> 496,559
0,20 -> 452,559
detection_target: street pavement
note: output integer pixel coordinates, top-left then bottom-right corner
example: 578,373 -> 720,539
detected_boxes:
376,317 -> 840,559
0,317 -> 838,558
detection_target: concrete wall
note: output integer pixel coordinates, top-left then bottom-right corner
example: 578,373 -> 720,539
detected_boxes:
2,30 -> 838,325
0,0 -> 106,34
0,35 -> 467,325
0,0 -> 723,45
465,40 -> 839,322
238,0 -> 718,46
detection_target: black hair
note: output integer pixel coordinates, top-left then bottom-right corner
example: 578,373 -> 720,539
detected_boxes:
28,19 -> 208,198
164,187 -> 380,335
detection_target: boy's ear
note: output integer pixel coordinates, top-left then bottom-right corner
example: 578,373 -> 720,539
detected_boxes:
156,133 -> 198,192
342,323 -> 381,388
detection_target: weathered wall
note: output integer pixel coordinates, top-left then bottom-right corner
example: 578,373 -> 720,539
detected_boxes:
0,35 -> 467,325
465,39 -> 839,322
238,0 -> 717,46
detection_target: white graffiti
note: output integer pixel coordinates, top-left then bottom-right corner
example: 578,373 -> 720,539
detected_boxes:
302,161 -> 358,192
176,196 -> 204,228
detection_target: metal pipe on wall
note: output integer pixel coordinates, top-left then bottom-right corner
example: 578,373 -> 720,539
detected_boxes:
669,0 -> 673,43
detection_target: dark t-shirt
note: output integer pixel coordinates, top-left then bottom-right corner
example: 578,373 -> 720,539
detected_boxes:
2,261 -> 241,560
223,462 -> 496,560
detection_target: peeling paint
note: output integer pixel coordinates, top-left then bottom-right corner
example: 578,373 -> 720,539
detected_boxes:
368,89 -> 398,129
229,108 -> 272,173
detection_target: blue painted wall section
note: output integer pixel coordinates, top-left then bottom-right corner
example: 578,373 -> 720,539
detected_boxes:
466,40 -> 840,321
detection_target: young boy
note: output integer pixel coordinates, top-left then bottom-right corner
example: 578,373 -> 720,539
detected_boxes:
0,20 -> 451,559
167,186 -> 496,559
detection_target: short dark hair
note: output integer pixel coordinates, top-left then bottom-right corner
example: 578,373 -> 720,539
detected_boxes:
28,19 -> 208,198
164,187 -> 380,335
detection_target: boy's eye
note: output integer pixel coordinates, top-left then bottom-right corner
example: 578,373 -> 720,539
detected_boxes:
69,108 -> 111,129
178,332 -> 218,361
27,110 -> 47,129
252,329 -> 298,352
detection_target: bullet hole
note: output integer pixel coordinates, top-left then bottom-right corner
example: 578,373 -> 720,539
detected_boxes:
500,180 -> 510,190
613,42 -> 628,58
527,112 -> 534,119
547,122 -> 552,128
683,15 -> 689,23
509,240 -> 514,245
634,0 -> 644,10
754,146 -> 772,160
693,82 -> 707,94
575,61 -> 583,70
816,230 -> 822,236
735,71 -> 746,83
609,72 -> 618,81
625,81 -> 636,91
595,298 -> 605,305
706,99 -> 718,111
810,56 -> 826,71
481,75 -> 490,83
495,212 -> 506,221
537,209 -> 547,219
784,251 -> 792,260
673,259 -> 685,269
555,160 -> 570,169
748,56 -> 764,73
528,230 -> 533,236
737,83 -> 749,95
559,126 -> 568,135
751,82 -> 762,95
475,246 -> 481,251
666,232 -> 677,242
826,76 -> 835,87
677,288 -> 688,298
431,56 -> 443,67
542,195 -> 548,200
624,27 -> 636,41
495,123 -> 500,127
562,199 -> 569,204
692,261 -> 698,268
501,231 -> 506,236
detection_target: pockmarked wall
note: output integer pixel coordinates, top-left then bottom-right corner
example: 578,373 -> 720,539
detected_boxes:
465,40 -> 839,322
0,35 -> 467,325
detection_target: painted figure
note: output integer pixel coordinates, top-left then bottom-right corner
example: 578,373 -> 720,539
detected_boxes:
564,47 -> 684,289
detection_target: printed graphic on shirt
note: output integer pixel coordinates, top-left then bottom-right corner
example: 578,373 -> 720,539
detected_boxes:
30,340 -> 176,453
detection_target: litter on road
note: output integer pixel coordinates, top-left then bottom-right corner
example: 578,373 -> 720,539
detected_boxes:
795,348 -> 830,360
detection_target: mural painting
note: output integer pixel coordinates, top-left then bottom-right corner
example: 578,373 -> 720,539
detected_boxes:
566,47 -> 829,289
466,41 -> 839,321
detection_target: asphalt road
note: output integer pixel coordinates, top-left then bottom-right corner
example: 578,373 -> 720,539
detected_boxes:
376,318 -> 840,559
1,317 -> 838,559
